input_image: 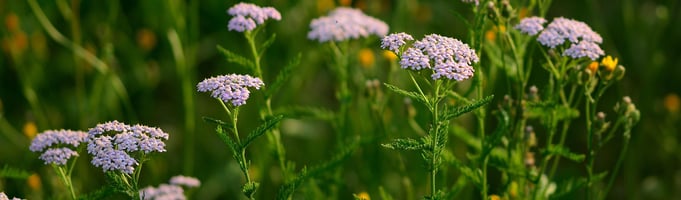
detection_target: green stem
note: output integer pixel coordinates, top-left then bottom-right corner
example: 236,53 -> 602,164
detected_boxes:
430,80 -> 442,197
585,97 -> 594,199
601,125 -> 629,200
168,29 -> 196,175
55,165 -> 76,200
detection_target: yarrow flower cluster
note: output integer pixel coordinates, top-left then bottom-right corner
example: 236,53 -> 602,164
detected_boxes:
86,121 -> 169,174
381,32 -> 414,54
29,130 -> 87,165
197,74 -> 264,106
532,17 -> 604,60
514,17 -> 547,36
308,7 -> 389,42
0,192 -> 22,200
227,3 -> 281,32
139,175 -> 201,200
169,175 -> 201,188
382,33 -> 478,81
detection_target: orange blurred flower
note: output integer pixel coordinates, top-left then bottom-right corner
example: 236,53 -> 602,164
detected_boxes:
23,121 -> 38,140
358,48 -> 375,69
664,93 -> 680,113
137,29 -> 157,51
27,174 -> 41,191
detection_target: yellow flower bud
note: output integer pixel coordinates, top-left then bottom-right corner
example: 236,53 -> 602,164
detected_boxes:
382,50 -> 397,62
600,56 -> 618,72
489,194 -> 501,200
356,192 -> 370,200
23,121 -> 38,140
358,48 -> 375,69
587,61 -> 599,74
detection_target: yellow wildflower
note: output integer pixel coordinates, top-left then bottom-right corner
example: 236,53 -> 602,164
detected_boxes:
485,29 -> 496,42
601,56 -> 618,72
27,173 -> 41,190
489,194 -> 501,200
664,93 -> 680,113
23,121 -> 38,140
358,48 -> 375,69
382,50 -> 397,62
356,192 -> 370,200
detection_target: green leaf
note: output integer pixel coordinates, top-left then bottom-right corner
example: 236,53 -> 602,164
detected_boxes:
259,33 -> 277,56
441,95 -> 494,121
242,181 -> 260,198
524,101 -> 579,123
0,165 -> 31,179
265,53 -> 301,98
381,138 -> 427,151
482,108 -> 510,158
277,139 -> 359,200
454,162 -> 482,188
78,186 -> 115,200
378,186 -> 394,200
552,177 -> 587,198
215,125 -> 240,154
383,83 -> 428,105
242,115 -> 284,148
277,106 -> 335,121
543,145 -> 585,162
216,45 -> 255,69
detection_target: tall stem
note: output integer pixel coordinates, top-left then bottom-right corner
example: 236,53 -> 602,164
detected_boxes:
245,30 -> 289,180
55,166 -> 76,200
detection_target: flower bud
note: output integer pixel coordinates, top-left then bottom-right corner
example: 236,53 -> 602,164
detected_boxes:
613,65 -> 626,81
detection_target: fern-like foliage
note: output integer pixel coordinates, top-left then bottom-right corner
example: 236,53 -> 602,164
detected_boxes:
216,45 -> 255,70
0,165 -> 31,179
276,139 -> 359,200
242,115 -> 284,148
265,53 -> 301,99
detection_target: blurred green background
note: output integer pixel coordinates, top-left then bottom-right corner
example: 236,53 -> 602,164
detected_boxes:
0,0 -> 680,199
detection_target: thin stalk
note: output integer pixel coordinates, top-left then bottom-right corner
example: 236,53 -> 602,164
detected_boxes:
168,30 -> 196,175
585,97 -> 594,199
601,122 -> 628,200
27,0 -> 135,119
245,29 -> 289,180
55,166 -> 76,200
429,80 -> 442,197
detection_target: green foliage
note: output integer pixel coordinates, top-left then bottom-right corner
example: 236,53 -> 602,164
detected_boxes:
0,165 -> 31,179
259,34 -> 277,57
216,45 -> 255,70
276,139 -> 359,200
242,182 -> 260,199
265,53 -> 301,99
543,145 -> 585,162
78,186 -> 115,200
441,95 -> 494,121
277,106 -> 335,122
524,101 -> 580,123
242,115 -> 284,148
381,138 -> 427,151
383,83 -> 428,105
